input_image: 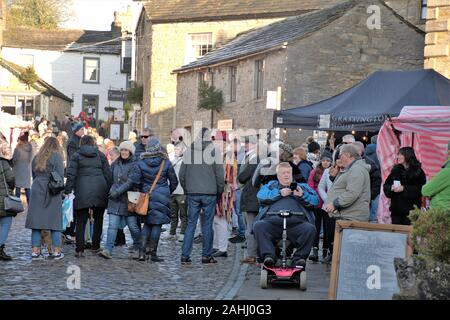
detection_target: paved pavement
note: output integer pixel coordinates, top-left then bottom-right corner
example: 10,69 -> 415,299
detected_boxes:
0,206 -> 330,300
0,209 -> 238,300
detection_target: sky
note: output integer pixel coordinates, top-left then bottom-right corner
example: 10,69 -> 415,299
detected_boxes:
62,0 -> 141,31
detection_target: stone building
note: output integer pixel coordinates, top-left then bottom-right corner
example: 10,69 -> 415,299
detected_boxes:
424,0 -> 450,78
0,0 -> 4,47
173,0 -> 425,145
1,10 -> 131,121
134,0 -> 427,143
134,0 -> 348,143
0,58 -> 72,120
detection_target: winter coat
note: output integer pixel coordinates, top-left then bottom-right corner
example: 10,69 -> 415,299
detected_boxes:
12,142 -> 35,188
130,153 -> 178,225
324,159 -> 371,221
307,168 -> 325,208
255,180 -> 318,225
384,164 -> 426,217
318,168 -> 333,204
364,156 -> 382,200
134,142 -> 146,160
65,145 -> 112,210
238,152 -> 260,213
0,158 -> 16,218
66,134 -> 81,162
107,156 -> 137,216
179,140 -> 225,195
297,160 -> 313,183
171,155 -> 185,195
422,160 -> 450,209
25,153 -> 64,231
365,144 -> 380,168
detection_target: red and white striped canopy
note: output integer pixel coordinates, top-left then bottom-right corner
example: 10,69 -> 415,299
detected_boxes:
377,106 -> 450,223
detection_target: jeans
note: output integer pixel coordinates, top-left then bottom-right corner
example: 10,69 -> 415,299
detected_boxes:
31,229 -> 61,248
243,212 -> 258,258
234,189 -> 245,237
15,188 -> 30,205
141,223 -> 162,253
369,195 -> 380,222
0,216 -> 13,246
75,207 -> 104,253
181,195 -> 216,258
104,214 -> 141,253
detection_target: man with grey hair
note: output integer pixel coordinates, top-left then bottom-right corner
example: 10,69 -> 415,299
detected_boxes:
324,143 -> 371,222
332,134 -> 356,163
135,127 -> 155,159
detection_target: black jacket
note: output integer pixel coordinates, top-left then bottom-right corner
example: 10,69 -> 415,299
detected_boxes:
65,145 -> 113,210
67,134 -> 81,162
364,156 -> 382,200
238,156 -> 260,213
383,164 -> 426,217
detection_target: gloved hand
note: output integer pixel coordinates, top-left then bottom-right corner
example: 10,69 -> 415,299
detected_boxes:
109,190 -> 119,199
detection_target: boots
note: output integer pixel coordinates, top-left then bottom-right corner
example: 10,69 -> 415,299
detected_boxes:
0,244 -> 12,261
138,234 -> 148,261
308,247 -> 319,262
149,239 -> 163,262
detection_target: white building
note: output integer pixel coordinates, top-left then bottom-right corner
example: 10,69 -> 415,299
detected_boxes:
1,23 -> 130,121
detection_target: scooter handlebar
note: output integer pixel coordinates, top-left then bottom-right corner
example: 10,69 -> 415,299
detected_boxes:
267,210 -> 305,217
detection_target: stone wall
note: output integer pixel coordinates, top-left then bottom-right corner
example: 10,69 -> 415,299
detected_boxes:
283,1 -> 425,145
0,0 -> 4,46
175,49 -> 287,139
145,18 -> 289,143
385,0 -> 427,28
424,0 -> 450,79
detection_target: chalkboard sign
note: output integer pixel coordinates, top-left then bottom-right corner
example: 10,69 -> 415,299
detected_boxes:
329,221 -> 412,300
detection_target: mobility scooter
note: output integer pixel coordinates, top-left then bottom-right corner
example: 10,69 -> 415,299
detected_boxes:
260,210 -> 307,291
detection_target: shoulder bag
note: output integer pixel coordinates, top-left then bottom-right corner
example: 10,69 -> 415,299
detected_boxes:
1,161 -> 24,214
128,160 -> 165,216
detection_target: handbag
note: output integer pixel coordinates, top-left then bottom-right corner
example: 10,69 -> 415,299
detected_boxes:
128,160 -> 165,216
49,165 -> 64,195
1,161 -> 24,214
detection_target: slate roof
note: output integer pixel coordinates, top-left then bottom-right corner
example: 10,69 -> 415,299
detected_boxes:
174,0 -> 424,73
3,27 -> 121,54
140,0 -> 343,23
0,58 -> 73,102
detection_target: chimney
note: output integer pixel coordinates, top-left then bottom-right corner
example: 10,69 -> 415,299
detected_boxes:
111,11 -> 122,38
424,0 -> 450,79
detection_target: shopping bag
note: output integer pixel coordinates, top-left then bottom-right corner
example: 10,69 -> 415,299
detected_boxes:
62,194 -> 74,230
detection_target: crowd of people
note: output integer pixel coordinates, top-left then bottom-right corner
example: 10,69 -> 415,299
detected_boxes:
0,118 -> 449,272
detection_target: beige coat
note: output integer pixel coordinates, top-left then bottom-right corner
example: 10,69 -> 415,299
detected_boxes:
323,159 -> 371,222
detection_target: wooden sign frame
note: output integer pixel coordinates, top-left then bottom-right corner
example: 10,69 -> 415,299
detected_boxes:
328,221 -> 413,300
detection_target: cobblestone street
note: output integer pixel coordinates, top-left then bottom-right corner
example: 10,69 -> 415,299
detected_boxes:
0,209 -> 240,300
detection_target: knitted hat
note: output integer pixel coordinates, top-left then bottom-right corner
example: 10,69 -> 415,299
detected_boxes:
72,121 -> 84,134
320,150 -> 333,161
119,140 -> 136,155
279,142 -> 293,156
145,137 -> 163,156
308,141 -> 321,153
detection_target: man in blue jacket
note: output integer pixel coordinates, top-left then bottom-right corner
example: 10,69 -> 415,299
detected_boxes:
253,162 -> 318,270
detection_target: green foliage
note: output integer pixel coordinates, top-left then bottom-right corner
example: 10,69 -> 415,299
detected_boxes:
409,208 -> 450,264
123,102 -> 131,122
125,82 -> 143,104
6,0 -> 72,30
198,81 -> 223,112
20,65 -> 38,88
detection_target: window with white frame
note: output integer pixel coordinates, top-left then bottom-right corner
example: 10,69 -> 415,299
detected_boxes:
420,0 -> 427,20
83,57 -> 100,83
186,33 -> 213,64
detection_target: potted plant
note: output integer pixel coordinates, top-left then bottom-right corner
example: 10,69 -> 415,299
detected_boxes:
393,208 -> 450,300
